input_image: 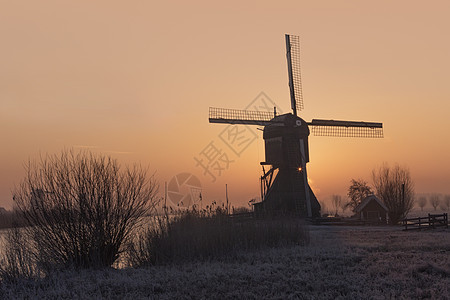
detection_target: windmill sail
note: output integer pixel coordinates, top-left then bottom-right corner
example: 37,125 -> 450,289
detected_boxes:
286,34 -> 303,116
209,107 -> 276,126
308,119 -> 384,138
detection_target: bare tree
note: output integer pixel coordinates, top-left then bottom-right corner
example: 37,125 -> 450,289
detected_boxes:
441,195 -> 450,211
331,194 -> 342,217
429,194 -> 441,211
416,196 -> 427,212
340,200 -> 348,215
372,163 -> 414,225
319,200 -> 328,216
347,179 -> 373,212
11,150 -> 159,270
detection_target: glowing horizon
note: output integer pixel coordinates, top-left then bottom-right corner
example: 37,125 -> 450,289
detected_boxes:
1,1 -> 450,210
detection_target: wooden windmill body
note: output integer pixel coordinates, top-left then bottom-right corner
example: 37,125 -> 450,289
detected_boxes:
209,34 -> 383,218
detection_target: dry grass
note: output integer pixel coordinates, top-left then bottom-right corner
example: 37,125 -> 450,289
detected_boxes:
128,209 -> 309,266
1,225 -> 449,299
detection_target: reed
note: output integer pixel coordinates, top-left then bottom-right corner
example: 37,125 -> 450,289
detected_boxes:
128,208 -> 309,266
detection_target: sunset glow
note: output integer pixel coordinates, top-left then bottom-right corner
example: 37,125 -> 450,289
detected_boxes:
1,1 -> 450,210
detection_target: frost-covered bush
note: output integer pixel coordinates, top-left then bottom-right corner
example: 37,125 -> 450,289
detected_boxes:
6,150 -> 159,275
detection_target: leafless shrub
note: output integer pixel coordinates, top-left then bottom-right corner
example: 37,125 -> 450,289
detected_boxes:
319,200 -> 328,216
9,150 -> 159,272
416,196 -> 427,211
128,208 -> 309,266
331,195 -> 342,217
372,163 -> 414,225
429,194 -> 441,211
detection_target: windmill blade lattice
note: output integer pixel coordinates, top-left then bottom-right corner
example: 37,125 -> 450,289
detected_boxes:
286,34 -> 304,115
209,107 -> 276,126
308,119 -> 384,138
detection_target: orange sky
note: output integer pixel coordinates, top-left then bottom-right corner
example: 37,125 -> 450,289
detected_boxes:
1,0 -> 450,210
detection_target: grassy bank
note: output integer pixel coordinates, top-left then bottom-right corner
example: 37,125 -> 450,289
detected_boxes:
1,225 -> 449,299
0,209 -> 309,280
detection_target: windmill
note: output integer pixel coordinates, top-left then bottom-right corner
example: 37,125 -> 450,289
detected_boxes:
208,34 -> 383,218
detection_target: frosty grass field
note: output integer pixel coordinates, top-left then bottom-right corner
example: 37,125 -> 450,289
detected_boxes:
1,225 -> 449,299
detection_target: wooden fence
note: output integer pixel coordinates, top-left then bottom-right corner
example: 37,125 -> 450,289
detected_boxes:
402,213 -> 448,231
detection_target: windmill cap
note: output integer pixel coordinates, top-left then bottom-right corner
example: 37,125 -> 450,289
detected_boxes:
263,113 -> 309,139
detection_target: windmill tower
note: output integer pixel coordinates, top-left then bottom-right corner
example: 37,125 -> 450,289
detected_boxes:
209,34 -> 383,218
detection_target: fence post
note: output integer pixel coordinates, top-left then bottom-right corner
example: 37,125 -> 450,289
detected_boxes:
445,213 -> 448,229
403,214 -> 447,231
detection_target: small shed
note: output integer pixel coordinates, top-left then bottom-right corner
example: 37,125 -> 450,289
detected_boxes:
355,195 -> 388,224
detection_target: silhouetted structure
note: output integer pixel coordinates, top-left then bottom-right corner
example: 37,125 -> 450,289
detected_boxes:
209,34 -> 384,218
355,195 -> 388,223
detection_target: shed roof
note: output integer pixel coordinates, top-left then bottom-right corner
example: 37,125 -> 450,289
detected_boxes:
355,195 -> 388,212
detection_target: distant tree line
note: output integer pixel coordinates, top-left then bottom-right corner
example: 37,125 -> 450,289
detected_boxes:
414,193 -> 450,211
0,209 -> 28,229
0,209 -> 14,229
